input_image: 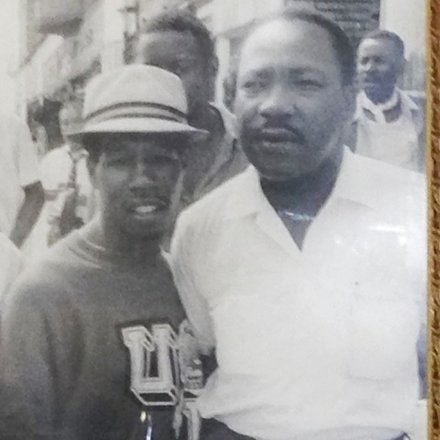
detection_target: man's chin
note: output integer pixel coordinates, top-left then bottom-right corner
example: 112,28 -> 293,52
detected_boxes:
256,163 -> 304,182
123,216 -> 170,240
363,85 -> 389,103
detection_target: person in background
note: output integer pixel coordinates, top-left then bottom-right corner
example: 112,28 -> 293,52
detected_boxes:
0,114 -> 44,247
39,101 -> 92,246
346,30 -> 425,172
135,9 -> 247,207
170,9 -> 426,440
0,65 -> 206,440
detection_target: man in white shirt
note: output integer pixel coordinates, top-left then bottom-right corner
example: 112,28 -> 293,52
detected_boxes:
0,114 -> 44,247
170,9 -> 426,440
40,102 -> 92,245
346,30 -> 425,172
26,101 -> 93,262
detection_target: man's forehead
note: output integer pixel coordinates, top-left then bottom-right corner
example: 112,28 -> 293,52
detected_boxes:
102,134 -> 182,152
358,38 -> 401,57
239,19 -> 340,76
242,19 -> 333,53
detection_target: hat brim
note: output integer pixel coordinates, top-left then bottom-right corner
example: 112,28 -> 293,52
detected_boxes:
70,117 -> 208,141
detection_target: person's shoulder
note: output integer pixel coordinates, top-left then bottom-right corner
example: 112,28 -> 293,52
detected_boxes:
357,152 -> 423,186
7,231 -> 86,302
180,167 -> 250,224
174,167 -> 252,251
349,152 -> 425,210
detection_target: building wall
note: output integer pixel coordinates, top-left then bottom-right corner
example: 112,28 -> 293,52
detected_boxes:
16,0 -> 126,108
15,0 -> 126,151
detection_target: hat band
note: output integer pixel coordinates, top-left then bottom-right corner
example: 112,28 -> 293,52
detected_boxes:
85,102 -> 188,125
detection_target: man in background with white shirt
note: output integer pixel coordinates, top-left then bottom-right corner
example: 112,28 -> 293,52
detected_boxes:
0,114 -> 44,247
40,101 -> 92,245
170,9 -> 426,440
346,30 -> 425,172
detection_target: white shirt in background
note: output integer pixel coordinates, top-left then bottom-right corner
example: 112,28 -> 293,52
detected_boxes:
170,149 -> 426,440
0,114 -> 40,235
23,144 -> 92,263
354,89 -> 424,172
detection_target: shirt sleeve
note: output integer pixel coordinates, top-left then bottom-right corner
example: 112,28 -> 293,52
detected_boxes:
169,212 -> 216,355
12,117 -> 40,188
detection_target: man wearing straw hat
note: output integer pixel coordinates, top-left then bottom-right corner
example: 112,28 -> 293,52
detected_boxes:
0,65 -> 206,440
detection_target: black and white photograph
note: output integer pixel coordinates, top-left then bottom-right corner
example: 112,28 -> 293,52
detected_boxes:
0,1 -> 432,439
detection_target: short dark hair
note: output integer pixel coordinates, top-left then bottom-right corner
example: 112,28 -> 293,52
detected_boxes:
242,8 -> 356,85
141,9 -> 216,66
361,29 -> 405,58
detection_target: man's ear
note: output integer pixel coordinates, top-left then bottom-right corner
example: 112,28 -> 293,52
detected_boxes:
398,56 -> 407,78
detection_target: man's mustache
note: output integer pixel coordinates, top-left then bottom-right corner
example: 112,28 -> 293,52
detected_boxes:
250,122 -> 306,143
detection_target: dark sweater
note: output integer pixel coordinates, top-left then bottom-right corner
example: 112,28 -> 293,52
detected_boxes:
0,227 -> 185,440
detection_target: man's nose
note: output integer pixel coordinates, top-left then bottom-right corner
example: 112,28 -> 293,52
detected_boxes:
259,85 -> 294,120
129,161 -> 155,192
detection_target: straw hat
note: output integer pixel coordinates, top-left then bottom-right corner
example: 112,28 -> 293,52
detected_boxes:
72,64 -> 207,141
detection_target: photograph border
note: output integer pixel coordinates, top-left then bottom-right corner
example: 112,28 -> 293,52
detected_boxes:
428,0 -> 439,438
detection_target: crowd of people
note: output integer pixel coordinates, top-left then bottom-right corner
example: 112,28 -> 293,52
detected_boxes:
0,6 -> 427,440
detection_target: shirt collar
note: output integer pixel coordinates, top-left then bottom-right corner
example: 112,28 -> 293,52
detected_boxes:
354,88 -> 419,121
225,148 -> 376,220
360,89 -> 399,111
355,89 -> 398,123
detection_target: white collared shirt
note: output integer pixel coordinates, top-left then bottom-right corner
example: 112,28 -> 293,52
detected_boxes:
170,149 -> 426,440
354,89 -> 423,171
0,115 -> 40,235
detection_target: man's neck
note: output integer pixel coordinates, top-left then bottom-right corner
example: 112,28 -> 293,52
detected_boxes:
85,218 -> 163,265
261,148 -> 344,218
364,86 -> 397,105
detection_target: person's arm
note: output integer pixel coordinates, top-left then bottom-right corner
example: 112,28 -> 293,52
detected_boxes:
169,213 -> 215,356
0,277 -> 80,439
9,181 -> 44,247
